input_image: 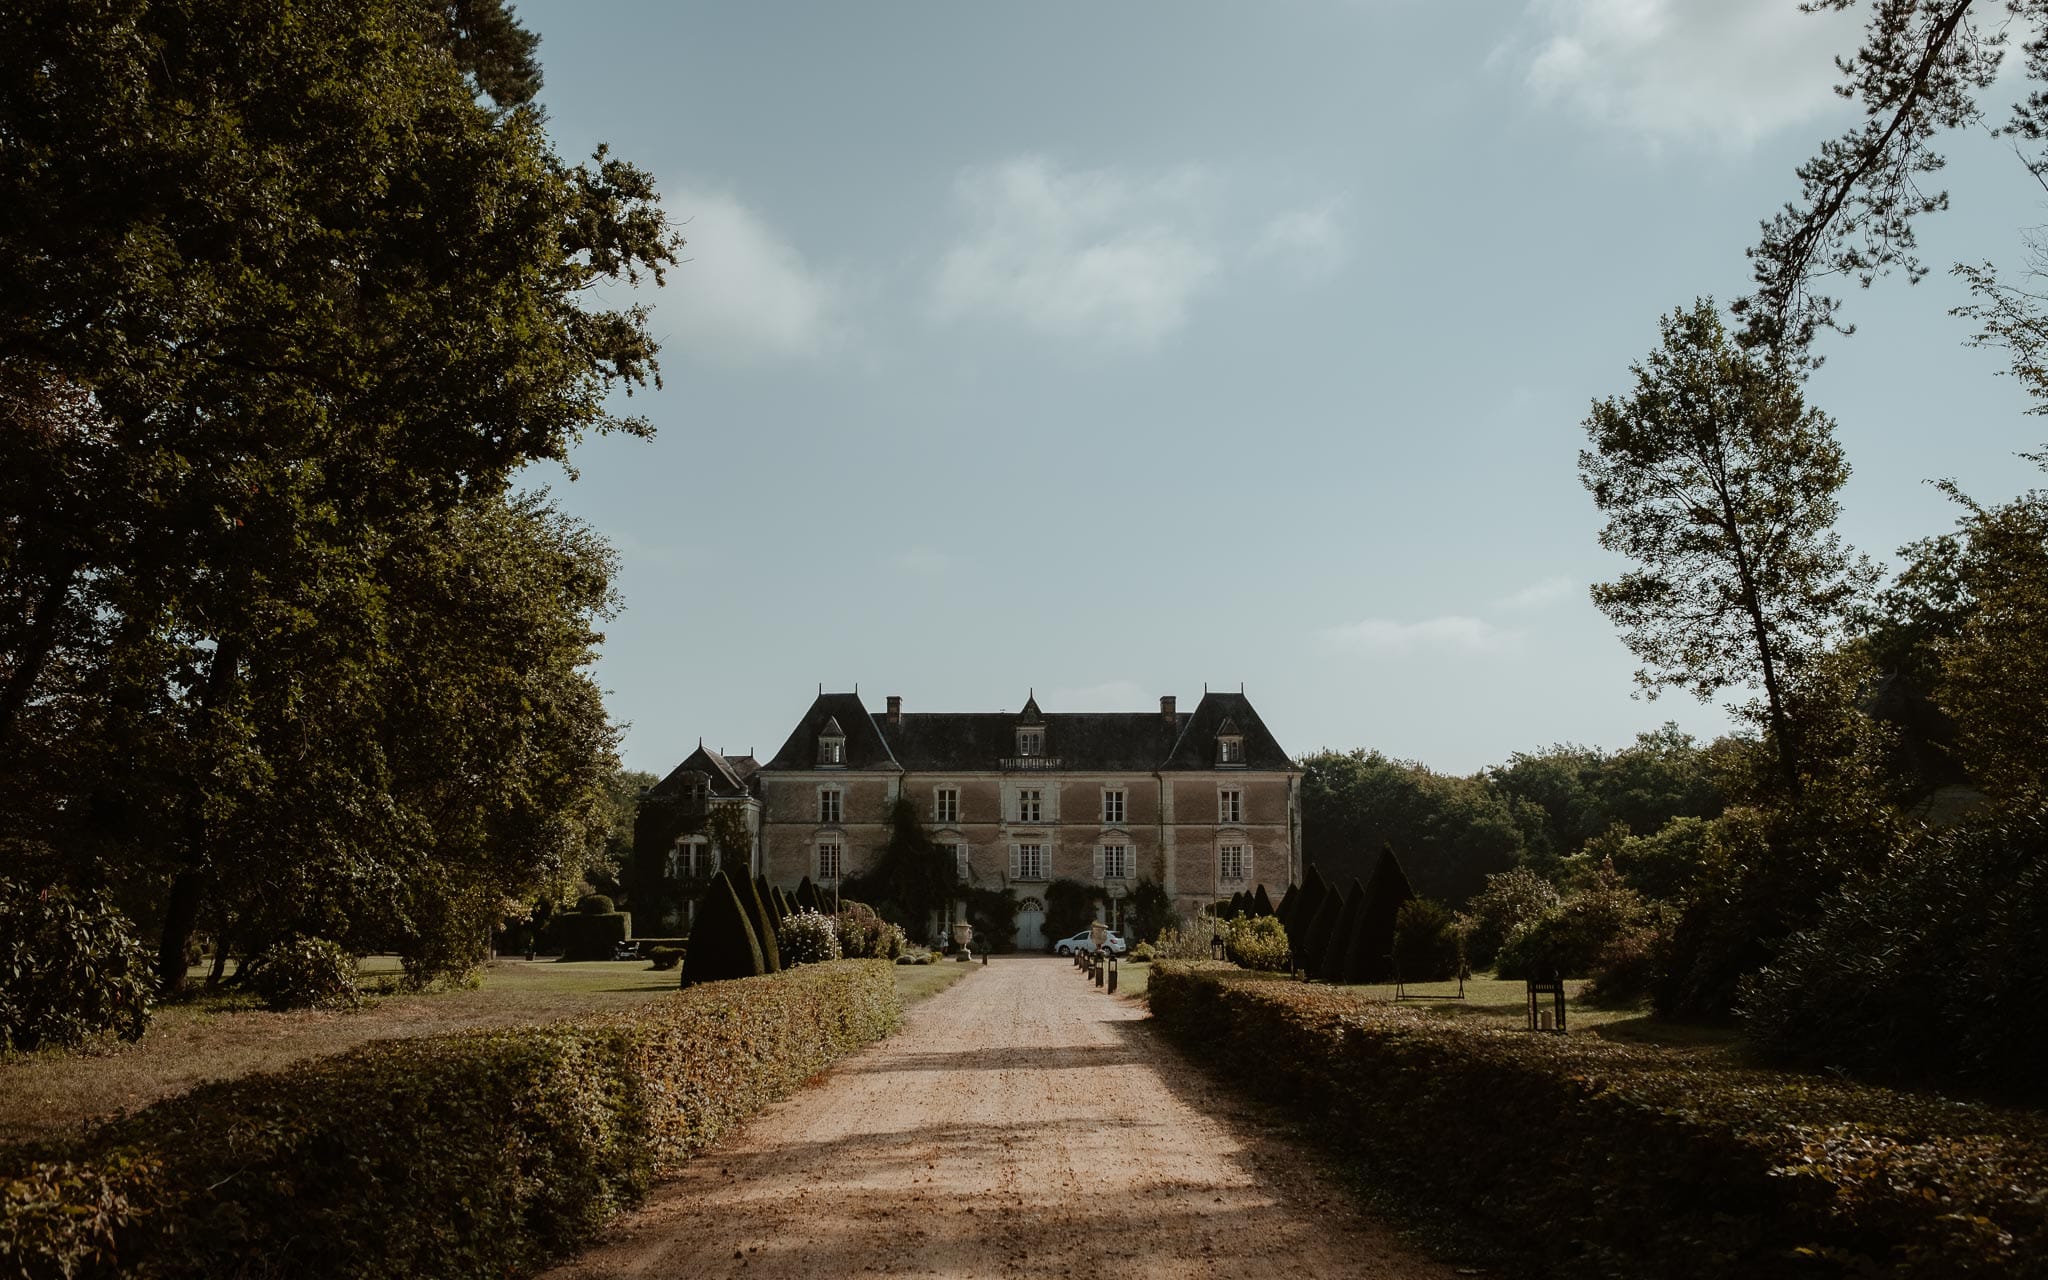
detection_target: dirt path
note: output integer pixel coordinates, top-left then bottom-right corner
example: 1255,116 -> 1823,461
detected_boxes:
545,956 -> 1460,1280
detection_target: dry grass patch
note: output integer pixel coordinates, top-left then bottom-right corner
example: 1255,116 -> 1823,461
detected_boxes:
0,958 -> 680,1147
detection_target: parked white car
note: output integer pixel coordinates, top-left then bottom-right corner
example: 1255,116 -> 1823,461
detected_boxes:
1051,929 -> 1128,956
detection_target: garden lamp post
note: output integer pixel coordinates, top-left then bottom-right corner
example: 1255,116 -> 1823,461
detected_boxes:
1210,933 -> 1225,961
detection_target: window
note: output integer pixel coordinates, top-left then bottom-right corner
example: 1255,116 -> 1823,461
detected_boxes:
1015,843 -> 1046,880
1017,788 -> 1042,822
1102,843 -> 1131,879
946,842 -> 968,879
818,841 -> 842,880
935,786 -> 959,824
670,838 -> 711,879
681,777 -> 707,809
1219,788 -> 1242,824
1102,788 -> 1125,825
819,788 -> 842,824
1218,737 -> 1243,764
1220,844 -> 1247,883
1017,729 -> 1043,757
818,734 -> 844,765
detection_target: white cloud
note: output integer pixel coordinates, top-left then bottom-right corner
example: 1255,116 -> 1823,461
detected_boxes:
893,546 -> 954,576
1252,200 -> 1351,277
1046,680 -> 1148,711
1516,0 -> 1860,147
1497,575 -> 1577,610
1316,616 -> 1524,657
665,188 -> 838,362
932,157 -> 1221,347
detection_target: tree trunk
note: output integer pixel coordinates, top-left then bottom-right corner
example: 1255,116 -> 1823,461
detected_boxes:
157,869 -> 204,998
0,554 -> 80,746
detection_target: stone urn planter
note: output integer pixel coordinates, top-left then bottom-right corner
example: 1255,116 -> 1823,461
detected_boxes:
951,920 -> 974,961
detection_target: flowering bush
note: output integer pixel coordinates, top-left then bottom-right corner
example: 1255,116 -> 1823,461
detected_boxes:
777,910 -> 842,966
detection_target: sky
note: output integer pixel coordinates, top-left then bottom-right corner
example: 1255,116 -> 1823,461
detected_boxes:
512,0 -> 2048,778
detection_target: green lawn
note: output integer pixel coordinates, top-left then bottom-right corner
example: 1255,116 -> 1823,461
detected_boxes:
892,958 -> 978,1005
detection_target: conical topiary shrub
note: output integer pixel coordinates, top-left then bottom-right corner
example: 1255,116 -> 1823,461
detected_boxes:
756,874 -> 784,928
1254,884 -> 1275,917
1274,881 -> 1297,930
773,885 -> 794,921
796,876 -> 822,913
1289,866 -> 1331,966
1350,845 -> 1417,983
1327,878 -> 1379,983
736,872 -> 781,972
1299,881 -> 1345,981
679,871 -> 765,987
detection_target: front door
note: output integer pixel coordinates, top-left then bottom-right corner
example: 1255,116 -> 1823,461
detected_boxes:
1014,896 -> 1047,952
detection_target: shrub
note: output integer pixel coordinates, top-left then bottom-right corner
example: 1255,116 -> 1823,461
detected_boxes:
645,946 -> 685,972
1119,878 -> 1175,943
244,936 -> 360,1012
777,910 -> 842,966
1737,812 -> 2048,1093
1346,847 -> 1416,983
576,894 -> 615,915
1391,898 -> 1461,981
1457,866 -> 1560,969
0,962 -> 898,1280
835,903 -> 906,960
1149,963 -> 2048,1279
1128,942 -> 1156,963
1318,880 -> 1367,981
1149,925 -> 1214,961
678,872 -> 763,988
0,879 -> 155,1052
548,910 -> 629,962
914,952 -> 936,965
1495,867 -> 1645,981
1585,917 -> 1665,1007
1222,916 -> 1290,971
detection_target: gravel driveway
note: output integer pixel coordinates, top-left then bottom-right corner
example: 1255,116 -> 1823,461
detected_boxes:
544,956 -> 1460,1280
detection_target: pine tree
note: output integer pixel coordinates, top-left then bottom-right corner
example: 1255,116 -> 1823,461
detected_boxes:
679,871 -> 764,987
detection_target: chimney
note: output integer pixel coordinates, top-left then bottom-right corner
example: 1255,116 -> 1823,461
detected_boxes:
1160,695 -> 1177,722
886,695 -> 902,723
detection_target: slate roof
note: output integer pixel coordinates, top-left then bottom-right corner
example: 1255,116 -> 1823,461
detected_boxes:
763,693 -> 901,771
650,743 -> 757,797
757,690 -> 1296,773
1159,692 -> 1292,770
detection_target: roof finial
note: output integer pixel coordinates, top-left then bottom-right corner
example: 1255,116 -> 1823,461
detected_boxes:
1240,682 -> 1245,695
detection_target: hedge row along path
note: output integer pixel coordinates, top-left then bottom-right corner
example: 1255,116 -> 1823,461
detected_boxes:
546,956 -> 1453,1280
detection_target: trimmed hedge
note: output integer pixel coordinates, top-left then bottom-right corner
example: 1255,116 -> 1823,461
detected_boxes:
548,910 -> 629,961
1148,963 -> 2048,1279
0,961 -> 899,1280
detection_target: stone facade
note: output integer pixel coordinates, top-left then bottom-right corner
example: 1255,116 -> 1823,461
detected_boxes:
638,689 -> 1302,948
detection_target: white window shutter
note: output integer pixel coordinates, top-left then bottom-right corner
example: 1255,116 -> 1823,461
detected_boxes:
1244,844 -> 1254,886
1093,845 -> 1105,880
1009,844 -> 1020,878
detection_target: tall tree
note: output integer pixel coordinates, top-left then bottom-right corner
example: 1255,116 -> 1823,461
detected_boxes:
1581,300 -> 1875,803
0,0 -> 678,994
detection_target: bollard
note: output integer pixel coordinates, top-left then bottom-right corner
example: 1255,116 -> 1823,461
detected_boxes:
1094,954 -> 1105,988
1107,952 -> 1119,994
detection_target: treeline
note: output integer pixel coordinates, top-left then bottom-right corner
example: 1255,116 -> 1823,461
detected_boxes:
0,0 -> 676,1010
1300,722 -> 1726,906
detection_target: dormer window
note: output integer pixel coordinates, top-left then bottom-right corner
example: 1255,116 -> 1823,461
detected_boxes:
817,715 -> 846,767
1017,728 -> 1043,757
681,776 -> 708,809
1216,716 -> 1245,767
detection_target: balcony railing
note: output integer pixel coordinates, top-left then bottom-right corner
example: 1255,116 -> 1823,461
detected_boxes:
999,756 -> 1064,771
